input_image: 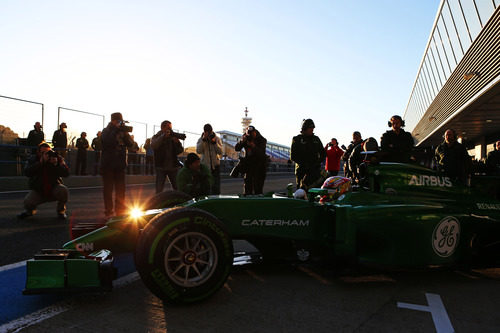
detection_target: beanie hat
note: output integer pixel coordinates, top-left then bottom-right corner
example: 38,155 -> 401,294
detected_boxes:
186,153 -> 200,166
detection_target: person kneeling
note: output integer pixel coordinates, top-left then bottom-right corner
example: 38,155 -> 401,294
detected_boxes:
18,143 -> 70,220
177,153 -> 213,197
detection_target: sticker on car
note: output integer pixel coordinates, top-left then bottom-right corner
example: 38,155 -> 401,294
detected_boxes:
432,216 -> 460,257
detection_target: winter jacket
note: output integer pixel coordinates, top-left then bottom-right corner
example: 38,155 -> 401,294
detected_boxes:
196,134 -> 222,170
52,130 -> 68,149
325,144 -> 344,172
151,131 -> 183,170
101,123 -> 134,172
380,129 -> 414,162
177,164 -> 213,197
25,155 -> 69,195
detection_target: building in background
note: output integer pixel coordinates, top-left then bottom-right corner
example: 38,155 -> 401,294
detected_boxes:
403,0 -> 500,160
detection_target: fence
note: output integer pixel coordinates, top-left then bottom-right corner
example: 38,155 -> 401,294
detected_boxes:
0,95 -> 44,142
58,107 -> 105,148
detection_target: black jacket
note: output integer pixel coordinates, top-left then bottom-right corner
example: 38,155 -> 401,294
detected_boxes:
235,131 -> 268,167
151,131 -> 183,169
25,155 -> 69,194
380,129 -> 414,162
486,150 -> 500,175
291,134 -> 325,170
27,129 -> 44,147
435,141 -> 471,182
52,130 -> 68,149
101,123 -> 134,172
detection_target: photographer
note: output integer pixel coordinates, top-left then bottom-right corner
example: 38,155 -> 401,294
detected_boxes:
325,138 -> 344,177
177,153 -> 213,197
235,126 -> 267,195
101,112 -> 134,218
17,143 -> 69,220
151,120 -> 184,193
196,123 -> 222,194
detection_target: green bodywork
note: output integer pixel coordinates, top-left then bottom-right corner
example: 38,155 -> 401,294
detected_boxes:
25,162 -> 500,293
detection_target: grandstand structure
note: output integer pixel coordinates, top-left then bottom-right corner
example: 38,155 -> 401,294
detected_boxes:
217,130 -> 291,162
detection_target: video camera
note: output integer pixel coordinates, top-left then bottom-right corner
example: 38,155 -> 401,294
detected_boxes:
167,130 -> 186,140
46,150 -> 59,158
119,120 -> 133,133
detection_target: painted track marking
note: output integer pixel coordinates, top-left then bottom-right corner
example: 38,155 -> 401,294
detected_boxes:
398,293 -> 454,333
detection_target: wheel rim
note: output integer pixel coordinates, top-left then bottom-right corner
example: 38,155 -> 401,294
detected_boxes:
164,232 -> 218,287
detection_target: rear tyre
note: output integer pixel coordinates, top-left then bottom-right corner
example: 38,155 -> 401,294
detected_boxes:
143,190 -> 192,210
135,207 -> 233,304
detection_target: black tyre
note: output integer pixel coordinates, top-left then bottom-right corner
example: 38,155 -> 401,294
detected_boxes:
143,190 -> 192,210
135,207 -> 233,304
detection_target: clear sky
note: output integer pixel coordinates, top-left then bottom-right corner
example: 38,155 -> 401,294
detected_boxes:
0,0 -> 439,148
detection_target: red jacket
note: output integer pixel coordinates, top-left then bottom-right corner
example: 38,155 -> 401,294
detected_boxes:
325,145 -> 344,172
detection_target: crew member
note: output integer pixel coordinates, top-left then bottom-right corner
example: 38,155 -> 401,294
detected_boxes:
435,129 -> 471,184
486,140 -> 500,175
342,131 -> 362,178
17,143 -> 69,220
291,119 -> 325,189
380,115 -> 414,162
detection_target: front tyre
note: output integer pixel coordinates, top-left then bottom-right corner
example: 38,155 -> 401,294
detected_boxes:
135,207 -> 233,304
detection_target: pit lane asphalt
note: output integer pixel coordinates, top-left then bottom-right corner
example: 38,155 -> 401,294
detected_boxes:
2,175 -> 500,332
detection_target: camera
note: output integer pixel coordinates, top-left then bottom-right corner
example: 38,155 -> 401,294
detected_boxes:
46,150 -> 59,158
230,157 -> 248,178
203,132 -> 216,142
119,120 -> 133,132
171,131 -> 186,140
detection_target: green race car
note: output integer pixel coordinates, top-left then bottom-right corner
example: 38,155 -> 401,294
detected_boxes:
24,158 -> 500,304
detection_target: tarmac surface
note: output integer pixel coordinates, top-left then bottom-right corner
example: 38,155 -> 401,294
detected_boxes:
1,174 -> 500,332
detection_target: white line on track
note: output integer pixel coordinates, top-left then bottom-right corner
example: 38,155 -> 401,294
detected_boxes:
0,272 -> 140,333
0,260 -> 26,272
397,293 -> 454,333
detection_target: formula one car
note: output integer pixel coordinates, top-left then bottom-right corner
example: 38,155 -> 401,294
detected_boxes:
24,157 -> 500,304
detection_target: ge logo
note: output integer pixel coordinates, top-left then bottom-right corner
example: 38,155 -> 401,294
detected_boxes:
432,216 -> 460,257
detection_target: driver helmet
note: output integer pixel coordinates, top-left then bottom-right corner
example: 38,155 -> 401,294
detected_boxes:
320,176 -> 351,203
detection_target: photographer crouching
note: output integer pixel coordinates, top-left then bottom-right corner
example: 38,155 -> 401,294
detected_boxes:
196,123 -> 222,194
151,120 -> 185,193
101,112 -> 135,218
17,143 -> 70,220
234,126 -> 268,195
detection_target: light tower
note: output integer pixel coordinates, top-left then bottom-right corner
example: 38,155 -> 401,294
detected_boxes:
241,107 -> 252,133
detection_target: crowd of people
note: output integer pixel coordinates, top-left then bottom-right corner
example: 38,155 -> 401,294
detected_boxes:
17,113 -> 500,221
